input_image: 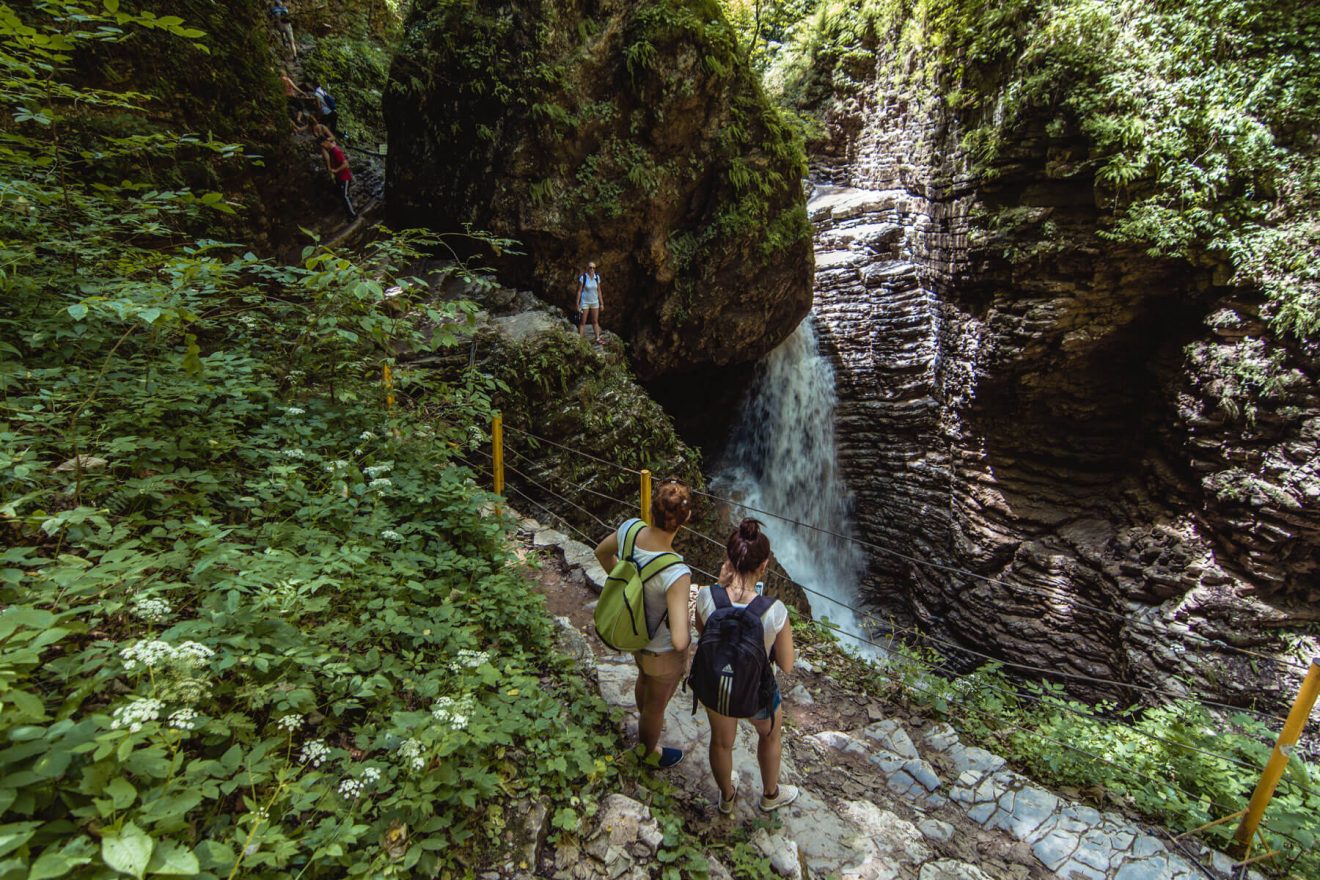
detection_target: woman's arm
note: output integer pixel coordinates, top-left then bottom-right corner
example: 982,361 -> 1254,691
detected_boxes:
593,530 -> 619,573
772,615 -> 794,673
665,573 -> 692,652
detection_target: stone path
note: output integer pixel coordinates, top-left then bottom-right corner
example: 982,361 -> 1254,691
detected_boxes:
524,516 -> 1261,880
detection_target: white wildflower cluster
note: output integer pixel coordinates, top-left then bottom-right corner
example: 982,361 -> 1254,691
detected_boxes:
299,739 -> 331,768
172,641 -> 215,669
337,765 -> 382,800
130,596 -> 172,623
162,677 -> 210,704
119,639 -> 174,670
285,406 -> 306,416
111,698 -> 164,732
368,478 -> 393,491
323,459 -> 349,474
448,649 -> 489,673
277,714 -> 304,733
363,464 -> 393,478
431,695 -> 474,731
281,449 -> 306,459
380,529 -> 404,542
359,430 -> 376,441
399,738 -> 426,772
168,708 -> 199,731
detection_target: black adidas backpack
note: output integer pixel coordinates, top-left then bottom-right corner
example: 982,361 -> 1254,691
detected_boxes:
688,585 -> 777,722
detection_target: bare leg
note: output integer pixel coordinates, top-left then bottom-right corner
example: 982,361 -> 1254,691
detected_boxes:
705,709 -> 739,799
748,710 -> 783,796
591,308 -> 602,342
638,672 -> 680,753
634,651 -> 684,755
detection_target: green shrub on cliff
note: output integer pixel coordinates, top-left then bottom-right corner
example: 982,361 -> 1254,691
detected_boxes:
770,0 -> 1320,341
301,35 -> 392,144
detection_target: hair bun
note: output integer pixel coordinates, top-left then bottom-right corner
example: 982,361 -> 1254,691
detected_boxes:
739,518 -> 761,540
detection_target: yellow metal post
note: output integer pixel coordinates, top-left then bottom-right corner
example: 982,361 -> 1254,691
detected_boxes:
383,363 -> 396,410
639,469 -> 652,525
491,414 -> 504,495
1233,657 -> 1320,853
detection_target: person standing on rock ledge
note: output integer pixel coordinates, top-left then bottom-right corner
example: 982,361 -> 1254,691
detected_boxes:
576,261 -> 604,345
593,479 -> 694,769
693,519 -> 798,815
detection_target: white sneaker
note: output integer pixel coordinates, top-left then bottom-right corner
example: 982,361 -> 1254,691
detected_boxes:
718,787 -> 737,815
759,785 -> 800,812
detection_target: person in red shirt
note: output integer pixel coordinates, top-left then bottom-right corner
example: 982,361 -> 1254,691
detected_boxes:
318,134 -> 356,222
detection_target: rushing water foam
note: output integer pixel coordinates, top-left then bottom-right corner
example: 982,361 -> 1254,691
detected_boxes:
711,317 -> 878,656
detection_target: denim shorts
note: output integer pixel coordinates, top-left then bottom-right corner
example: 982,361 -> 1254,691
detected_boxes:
752,680 -> 782,721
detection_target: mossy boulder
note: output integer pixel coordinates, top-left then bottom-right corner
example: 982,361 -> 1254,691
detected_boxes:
384,0 -> 813,381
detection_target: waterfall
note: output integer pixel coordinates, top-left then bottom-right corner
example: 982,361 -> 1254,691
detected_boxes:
711,316 -> 877,656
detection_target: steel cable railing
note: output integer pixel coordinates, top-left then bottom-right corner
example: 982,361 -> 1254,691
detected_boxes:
483,439 -> 1317,787
500,424 -> 1312,678
454,444 -> 1315,855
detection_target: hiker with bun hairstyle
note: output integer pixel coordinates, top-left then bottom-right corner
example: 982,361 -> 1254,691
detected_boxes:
692,518 -> 797,814
593,479 -> 694,769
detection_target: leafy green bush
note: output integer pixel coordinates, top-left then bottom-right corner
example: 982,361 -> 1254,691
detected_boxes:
0,4 -> 632,876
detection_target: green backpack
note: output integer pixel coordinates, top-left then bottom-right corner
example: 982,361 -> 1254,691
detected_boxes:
594,520 -> 683,652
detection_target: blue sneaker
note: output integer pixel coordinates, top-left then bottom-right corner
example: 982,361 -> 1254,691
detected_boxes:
640,746 -> 685,769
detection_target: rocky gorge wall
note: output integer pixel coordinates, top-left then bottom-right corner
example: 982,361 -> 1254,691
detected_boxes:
802,48 -> 1319,708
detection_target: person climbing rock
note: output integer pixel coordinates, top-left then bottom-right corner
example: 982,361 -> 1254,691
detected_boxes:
292,111 -> 331,141
313,82 -> 340,138
576,261 -> 604,345
280,71 -> 308,116
690,519 -> 798,815
593,479 -> 694,769
269,2 -> 297,59
318,134 -> 356,222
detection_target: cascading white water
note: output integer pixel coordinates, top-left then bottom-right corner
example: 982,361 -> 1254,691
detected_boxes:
711,316 -> 878,656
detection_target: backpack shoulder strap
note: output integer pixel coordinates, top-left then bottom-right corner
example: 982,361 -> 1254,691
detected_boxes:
710,584 -> 732,609
619,519 -> 645,564
637,552 -> 682,584
745,595 -> 774,619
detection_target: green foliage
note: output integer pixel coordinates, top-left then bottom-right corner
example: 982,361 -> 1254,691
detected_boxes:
0,4 -> 629,877
768,0 -> 1320,341
797,621 -> 1320,877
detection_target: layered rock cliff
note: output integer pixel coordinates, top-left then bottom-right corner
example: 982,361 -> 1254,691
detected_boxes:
383,0 -> 813,390
795,20 -> 1319,706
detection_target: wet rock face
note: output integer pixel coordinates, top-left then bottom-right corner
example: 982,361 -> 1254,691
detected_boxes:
384,0 -> 813,382
806,55 -> 1319,704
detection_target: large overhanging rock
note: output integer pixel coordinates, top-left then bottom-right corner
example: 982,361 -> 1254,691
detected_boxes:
384,0 -> 813,380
